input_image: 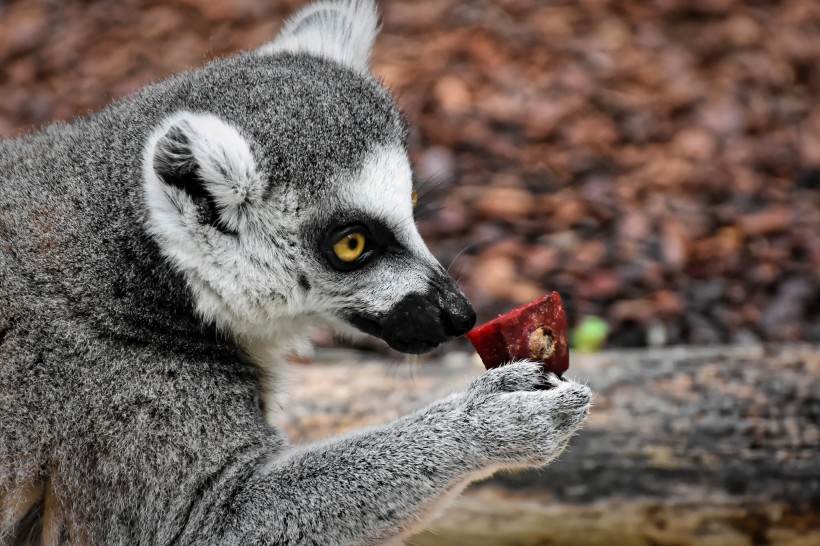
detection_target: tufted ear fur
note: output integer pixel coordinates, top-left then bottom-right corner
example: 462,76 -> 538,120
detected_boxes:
257,0 -> 379,73
143,112 -> 265,235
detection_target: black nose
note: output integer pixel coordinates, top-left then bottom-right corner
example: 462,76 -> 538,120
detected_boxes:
345,277 -> 477,354
440,289 -> 476,337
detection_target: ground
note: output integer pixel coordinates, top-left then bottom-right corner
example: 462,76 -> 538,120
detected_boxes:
2,0 -> 819,348
278,345 -> 820,545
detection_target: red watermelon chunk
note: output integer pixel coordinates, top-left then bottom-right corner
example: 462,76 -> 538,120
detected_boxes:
465,292 -> 569,375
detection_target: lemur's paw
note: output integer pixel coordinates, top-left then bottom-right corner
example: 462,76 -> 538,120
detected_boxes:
463,365 -> 592,467
466,360 -> 561,396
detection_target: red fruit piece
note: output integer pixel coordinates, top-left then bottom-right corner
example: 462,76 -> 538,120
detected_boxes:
465,292 -> 569,375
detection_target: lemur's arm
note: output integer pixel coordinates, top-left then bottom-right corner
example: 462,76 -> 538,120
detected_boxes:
195,362 -> 590,546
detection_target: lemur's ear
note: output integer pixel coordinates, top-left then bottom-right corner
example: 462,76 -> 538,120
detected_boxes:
257,0 -> 379,73
143,112 -> 264,235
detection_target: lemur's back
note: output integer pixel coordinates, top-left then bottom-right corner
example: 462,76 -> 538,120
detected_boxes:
0,83 -> 281,546
1,129 -> 83,487
0,45 -> 399,542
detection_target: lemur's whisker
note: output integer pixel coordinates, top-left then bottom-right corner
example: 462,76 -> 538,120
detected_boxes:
446,242 -> 478,276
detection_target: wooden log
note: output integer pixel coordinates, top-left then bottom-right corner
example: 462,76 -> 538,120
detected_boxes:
497,344 -> 820,506
277,345 -> 820,545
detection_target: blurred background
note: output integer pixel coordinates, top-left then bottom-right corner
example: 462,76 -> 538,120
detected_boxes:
2,2 -> 819,545
2,0 -> 819,351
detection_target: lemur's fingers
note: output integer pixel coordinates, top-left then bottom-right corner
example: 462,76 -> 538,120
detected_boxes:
469,379 -> 592,466
541,379 -> 593,413
467,360 -> 561,396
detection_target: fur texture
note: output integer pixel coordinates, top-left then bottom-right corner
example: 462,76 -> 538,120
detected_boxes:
0,1 -> 591,545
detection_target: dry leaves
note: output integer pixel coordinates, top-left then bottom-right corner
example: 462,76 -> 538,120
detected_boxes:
2,0 -> 819,346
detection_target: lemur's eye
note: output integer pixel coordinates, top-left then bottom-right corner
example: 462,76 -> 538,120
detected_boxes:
333,232 -> 366,263
322,224 -> 380,271
412,189 -> 418,208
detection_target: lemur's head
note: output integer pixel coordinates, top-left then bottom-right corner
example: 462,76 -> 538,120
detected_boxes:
142,0 -> 475,354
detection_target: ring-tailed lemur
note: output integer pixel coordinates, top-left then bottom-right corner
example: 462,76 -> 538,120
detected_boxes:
0,1 -> 591,544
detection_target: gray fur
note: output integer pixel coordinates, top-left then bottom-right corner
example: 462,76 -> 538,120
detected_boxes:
0,1 -> 591,545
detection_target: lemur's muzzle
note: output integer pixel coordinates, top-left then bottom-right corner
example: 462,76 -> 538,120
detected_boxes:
349,275 -> 476,354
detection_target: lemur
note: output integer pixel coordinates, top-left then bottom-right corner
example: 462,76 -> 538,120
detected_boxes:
0,1 -> 592,544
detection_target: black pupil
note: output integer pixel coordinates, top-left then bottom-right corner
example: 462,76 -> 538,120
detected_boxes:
347,236 -> 358,250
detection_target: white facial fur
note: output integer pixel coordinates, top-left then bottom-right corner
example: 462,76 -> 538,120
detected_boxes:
143,113 -> 442,350
144,112 -> 299,341
303,145 -> 444,319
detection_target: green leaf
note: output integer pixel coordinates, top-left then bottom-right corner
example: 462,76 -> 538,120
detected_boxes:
571,316 -> 609,353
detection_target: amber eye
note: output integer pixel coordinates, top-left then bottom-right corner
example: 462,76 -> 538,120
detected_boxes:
412,189 -> 418,208
332,232 -> 366,263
